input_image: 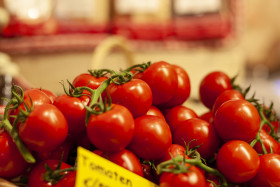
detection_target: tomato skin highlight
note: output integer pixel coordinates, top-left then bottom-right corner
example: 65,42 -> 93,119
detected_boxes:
137,61 -> 178,106
19,104 -> 68,153
128,115 -> 172,160
159,163 -> 206,187
214,99 -> 260,142
199,71 -> 232,109
87,104 -> 135,152
216,140 -> 260,183
248,153 -> 280,187
107,79 -> 153,118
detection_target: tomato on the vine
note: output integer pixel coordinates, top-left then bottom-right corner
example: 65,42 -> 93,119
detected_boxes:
107,78 -> 153,118
136,61 -> 178,106
87,104 -> 135,152
173,118 -> 221,159
128,115 -> 172,160
156,144 -> 188,165
199,71 -> 232,109
0,130 -> 28,178
53,92 -> 90,135
159,163 -> 206,187
214,99 -> 260,142
158,64 -> 191,108
97,149 -> 144,177
163,105 -> 198,134
28,159 -> 76,187
253,129 -> 279,154
216,140 -> 260,183
248,153 -> 280,187
212,89 -> 244,115
146,105 -> 165,120
18,104 -> 68,153
72,72 -> 108,90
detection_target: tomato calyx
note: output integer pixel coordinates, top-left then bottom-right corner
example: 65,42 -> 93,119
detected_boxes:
43,156 -> 76,185
88,69 -> 114,78
157,151 -> 229,187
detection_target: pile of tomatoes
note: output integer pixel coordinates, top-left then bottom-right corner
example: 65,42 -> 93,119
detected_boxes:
0,61 -> 280,187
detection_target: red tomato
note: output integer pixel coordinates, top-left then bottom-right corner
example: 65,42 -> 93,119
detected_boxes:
199,111 -> 214,124
163,105 -> 198,134
156,144 -> 188,164
53,92 -> 90,134
107,79 -> 153,118
136,61 -> 178,106
98,149 -> 144,177
199,71 -> 232,109
28,160 -> 76,187
253,129 -> 279,154
19,104 -> 68,152
248,153 -> 280,187
72,73 -> 108,89
146,105 -> 166,120
35,88 -> 57,104
214,99 -> 260,142
212,89 -> 244,115
173,118 -> 221,159
128,115 -> 172,160
159,163 -> 206,187
216,140 -> 260,183
159,64 -> 191,108
0,130 -> 28,178
34,137 -> 73,162
87,104 -> 135,152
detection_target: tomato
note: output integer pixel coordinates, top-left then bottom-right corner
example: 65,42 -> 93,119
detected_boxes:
248,153 -> 280,187
214,99 -> 260,142
72,73 -> 108,90
107,78 -> 153,118
53,92 -> 90,134
98,149 -> 144,177
128,115 -> 172,160
18,104 -> 68,152
216,140 -> 260,183
159,163 -> 206,187
146,105 -> 166,120
136,61 -> 178,106
158,64 -> 191,108
87,104 -> 135,152
34,137 -> 73,163
173,118 -> 221,159
156,144 -> 188,165
199,111 -> 214,124
212,89 -> 244,115
35,88 -> 57,104
253,129 -> 279,154
0,129 -> 28,178
163,105 -> 198,134
28,159 -> 76,187
199,71 -> 232,109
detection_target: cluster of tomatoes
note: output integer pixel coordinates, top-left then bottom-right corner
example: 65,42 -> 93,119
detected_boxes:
0,61 -> 280,187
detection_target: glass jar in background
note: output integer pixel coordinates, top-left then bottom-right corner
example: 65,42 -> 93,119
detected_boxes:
2,0 -> 57,36
112,0 -> 173,40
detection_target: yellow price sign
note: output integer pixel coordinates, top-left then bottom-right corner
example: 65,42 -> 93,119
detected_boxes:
75,147 -> 159,187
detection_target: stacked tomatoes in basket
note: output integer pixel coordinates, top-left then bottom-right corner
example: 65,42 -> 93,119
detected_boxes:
1,61 -> 280,187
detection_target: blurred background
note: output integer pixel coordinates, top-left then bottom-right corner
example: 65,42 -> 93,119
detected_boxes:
0,0 -> 280,115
